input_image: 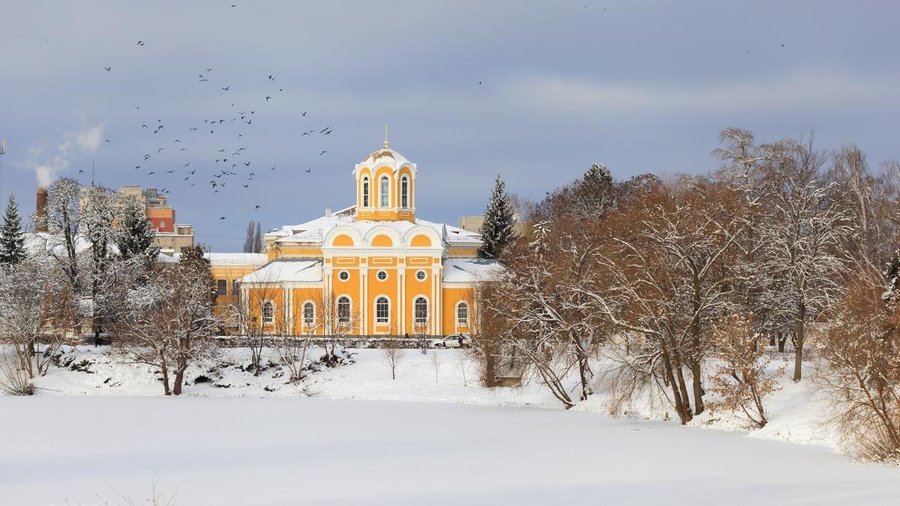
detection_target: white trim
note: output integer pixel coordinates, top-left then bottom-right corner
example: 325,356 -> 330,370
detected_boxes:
374,294 -> 391,326
261,299 -> 275,325
335,294 -> 353,328
379,175 -> 390,208
338,270 -> 350,282
400,175 -> 410,209
376,270 -> 388,281
412,295 -> 429,331
302,300 -> 316,329
455,300 -> 470,328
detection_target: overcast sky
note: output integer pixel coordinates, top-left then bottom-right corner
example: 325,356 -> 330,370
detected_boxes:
1,1 -> 898,251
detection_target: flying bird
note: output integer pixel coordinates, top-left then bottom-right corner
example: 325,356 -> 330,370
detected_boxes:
104,66 -> 111,72
137,40 -> 145,46
265,96 -> 271,101
222,86 -> 230,91
319,151 -> 327,156
267,75 -> 274,81
305,168 -> 312,173
255,205 -> 261,209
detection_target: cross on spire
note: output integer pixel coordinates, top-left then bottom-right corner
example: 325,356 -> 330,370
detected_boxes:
384,124 -> 389,148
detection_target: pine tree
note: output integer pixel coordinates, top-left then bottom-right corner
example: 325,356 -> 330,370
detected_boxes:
116,198 -> 160,263
0,195 -> 26,266
478,175 -> 516,260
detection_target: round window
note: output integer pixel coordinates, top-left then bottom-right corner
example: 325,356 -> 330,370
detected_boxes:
416,270 -> 427,281
377,270 -> 388,281
338,271 -> 350,282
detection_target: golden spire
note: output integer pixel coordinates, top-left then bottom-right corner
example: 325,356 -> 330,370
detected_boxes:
384,124 -> 389,148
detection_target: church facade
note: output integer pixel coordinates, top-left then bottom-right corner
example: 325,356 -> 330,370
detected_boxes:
210,139 -> 500,337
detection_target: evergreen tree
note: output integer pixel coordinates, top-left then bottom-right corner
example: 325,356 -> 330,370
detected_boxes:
478,175 -> 516,260
180,245 -> 216,303
0,195 -> 26,266
116,198 -> 159,264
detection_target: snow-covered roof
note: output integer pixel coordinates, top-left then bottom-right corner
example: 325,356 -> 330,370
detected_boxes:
239,259 -> 323,284
23,232 -> 110,258
265,206 -> 482,248
442,258 -> 503,284
167,252 -> 268,266
362,146 -> 411,167
205,253 -> 268,266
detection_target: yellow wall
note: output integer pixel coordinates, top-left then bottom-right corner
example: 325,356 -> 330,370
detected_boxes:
442,287 -> 475,335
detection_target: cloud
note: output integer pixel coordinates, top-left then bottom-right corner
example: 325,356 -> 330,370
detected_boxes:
502,70 -> 900,117
22,124 -> 105,187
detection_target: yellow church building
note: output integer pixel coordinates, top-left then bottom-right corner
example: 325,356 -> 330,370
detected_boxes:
209,139 -> 501,337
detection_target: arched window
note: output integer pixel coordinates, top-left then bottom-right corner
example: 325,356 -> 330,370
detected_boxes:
457,302 -> 469,327
262,300 -> 275,324
375,296 -> 390,324
379,176 -> 390,207
414,296 -> 428,328
337,296 -> 351,325
401,176 -> 409,208
303,302 -> 315,328
362,177 -> 370,207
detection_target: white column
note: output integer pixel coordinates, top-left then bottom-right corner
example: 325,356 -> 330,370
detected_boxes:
398,266 -> 406,336
360,265 -> 369,335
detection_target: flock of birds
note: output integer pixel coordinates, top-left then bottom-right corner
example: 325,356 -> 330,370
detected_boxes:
96,22 -> 335,223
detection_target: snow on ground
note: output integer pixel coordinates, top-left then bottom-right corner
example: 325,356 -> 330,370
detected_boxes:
1,396 -> 898,505
1,346 -> 897,504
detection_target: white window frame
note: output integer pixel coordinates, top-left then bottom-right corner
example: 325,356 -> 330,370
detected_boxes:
362,176 -> 370,207
400,176 -> 409,208
456,301 -> 469,327
302,301 -> 316,328
338,270 -> 350,282
415,270 -> 427,281
414,296 -> 428,328
376,270 -> 388,281
262,300 -> 275,325
336,295 -> 352,326
375,295 -> 390,325
379,176 -> 389,207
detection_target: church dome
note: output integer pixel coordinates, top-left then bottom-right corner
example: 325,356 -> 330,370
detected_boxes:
362,145 -> 410,168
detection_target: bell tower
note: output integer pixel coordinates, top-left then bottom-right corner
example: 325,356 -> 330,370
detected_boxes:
353,128 -> 417,222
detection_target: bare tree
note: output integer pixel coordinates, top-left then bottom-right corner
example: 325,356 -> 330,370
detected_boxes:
112,262 -> 219,395
243,221 -> 263,253
760,137 -> 851,381
0,258 -> 76,379
484,217 -> 611,408
818,272 -> 900,462
708,314 -> 781,428
46,177 -> 82,293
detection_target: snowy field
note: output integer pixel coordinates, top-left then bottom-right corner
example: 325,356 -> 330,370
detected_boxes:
2,397 -> 899,505
0,346 -> 897,504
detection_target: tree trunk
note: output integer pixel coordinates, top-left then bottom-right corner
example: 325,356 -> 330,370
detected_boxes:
689,281 -> 705,415
173,368 -> 185,395
662,342 -> 691,425
777,330 -> 786,353
793,303 -> 805,382
159,358 -> 171,396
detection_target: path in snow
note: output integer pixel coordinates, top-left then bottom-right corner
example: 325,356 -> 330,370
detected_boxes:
0,397 -> 897,505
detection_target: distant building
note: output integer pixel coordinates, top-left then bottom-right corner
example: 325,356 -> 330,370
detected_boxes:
457,215 -> 485,234
209,138 -> 502,337
120,186 -> 196,256
458,214 -> 525,236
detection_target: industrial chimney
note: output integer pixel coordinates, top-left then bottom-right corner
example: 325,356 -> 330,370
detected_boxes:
35,186 -> 48,233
